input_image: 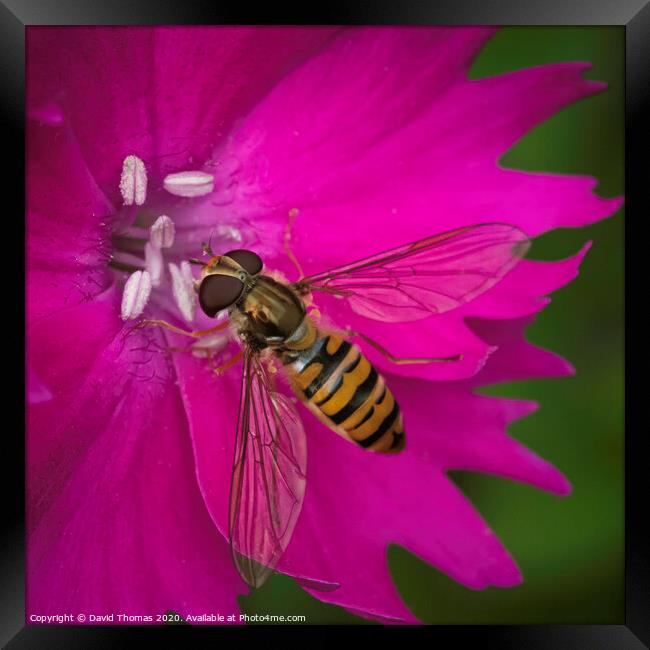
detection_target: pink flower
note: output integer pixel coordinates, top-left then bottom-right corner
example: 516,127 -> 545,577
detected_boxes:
26,26 -> 622,623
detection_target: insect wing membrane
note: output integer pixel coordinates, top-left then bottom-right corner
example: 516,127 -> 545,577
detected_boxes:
297,223 -> 530,322
229,350 -> 307,588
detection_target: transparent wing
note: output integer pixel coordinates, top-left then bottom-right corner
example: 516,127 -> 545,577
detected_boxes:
229,348 -> 307,588
294,223 -> 530,322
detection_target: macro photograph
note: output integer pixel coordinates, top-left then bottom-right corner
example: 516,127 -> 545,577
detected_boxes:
22,22 -> 625,632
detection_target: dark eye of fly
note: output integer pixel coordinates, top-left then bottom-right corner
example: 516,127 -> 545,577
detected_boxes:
198,274 -> 244,317
223,249 -> 263,276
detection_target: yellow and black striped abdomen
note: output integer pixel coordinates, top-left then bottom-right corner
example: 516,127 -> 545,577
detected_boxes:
283,332 -> 405,453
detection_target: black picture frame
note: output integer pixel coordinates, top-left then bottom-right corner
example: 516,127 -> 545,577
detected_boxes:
5,1 -> 640,647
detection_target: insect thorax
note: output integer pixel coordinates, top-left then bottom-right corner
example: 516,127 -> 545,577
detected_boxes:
231,275 -> 306,349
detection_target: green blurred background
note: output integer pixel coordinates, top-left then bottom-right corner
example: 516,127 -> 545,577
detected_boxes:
240,27 -> 625,624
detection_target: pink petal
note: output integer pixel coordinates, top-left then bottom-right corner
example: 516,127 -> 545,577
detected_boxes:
389,374 -> 571,495
28,287 -> 123,522
220,37 -> 621,266
168,340 -> 241,542
224,27 -> 495,204
27,285 -> 245,618
467,315 -> 576,385
27,26 -> 340,203
27,118 -> 113,323
26,365 -> 52,404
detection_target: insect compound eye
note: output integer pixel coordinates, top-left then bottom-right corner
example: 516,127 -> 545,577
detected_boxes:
198,274 -> 244,317
223,249 -> 263,276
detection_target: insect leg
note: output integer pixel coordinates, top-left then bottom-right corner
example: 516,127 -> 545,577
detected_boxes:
283,208 -> 305,281
167,342 -> 218,355
135,318 -> 230,339
346,329 -> 463,364
211,348 -> 245,375
166,344 -> 194,353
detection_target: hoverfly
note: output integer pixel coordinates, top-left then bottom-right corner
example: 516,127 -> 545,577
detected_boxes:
142,223 -> 530,588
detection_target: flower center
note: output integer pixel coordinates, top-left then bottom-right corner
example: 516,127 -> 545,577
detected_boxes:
109,211 -> 170,275
109,155 -> 222,323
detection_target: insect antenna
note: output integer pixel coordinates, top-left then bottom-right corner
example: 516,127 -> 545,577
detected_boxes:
201,225 -> 222,257
201,241 -> 215,256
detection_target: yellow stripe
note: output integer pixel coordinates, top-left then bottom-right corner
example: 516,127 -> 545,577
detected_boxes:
320,356 -> 371,417
310,347 -> 359,405
367,413 -> 404,452
339,376 -> 385,431
293,362 -> 323,391
349,390 -> 395,441
326,335 -> 344,355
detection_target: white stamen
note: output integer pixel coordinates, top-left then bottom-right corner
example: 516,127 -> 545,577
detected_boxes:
163,170 -> 214,198
120,155 -> 148,205
181,260 -> 195,283
150,215 -> 175,248
169,261 -> 197,322
121,270 -> 152,320
144,242 -> 164,287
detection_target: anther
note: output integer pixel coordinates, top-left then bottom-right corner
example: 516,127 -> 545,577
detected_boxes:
163,170 -> 214,198
120,155 -> 148,206
121,270 -> 152,320
150,215 -> 175,248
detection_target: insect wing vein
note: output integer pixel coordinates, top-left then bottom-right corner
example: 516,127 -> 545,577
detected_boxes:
295,223 -> 530,322
229,350 -> 307,588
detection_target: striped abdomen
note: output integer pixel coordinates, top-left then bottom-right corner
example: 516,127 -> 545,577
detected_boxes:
281,330 -> 405,453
